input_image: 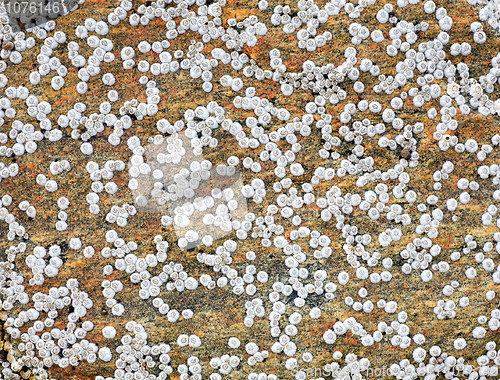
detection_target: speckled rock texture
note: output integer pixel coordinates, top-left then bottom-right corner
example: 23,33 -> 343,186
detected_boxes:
2,0 -> 500,379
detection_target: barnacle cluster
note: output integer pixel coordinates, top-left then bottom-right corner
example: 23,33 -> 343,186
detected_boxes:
1,0 -> 500,379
